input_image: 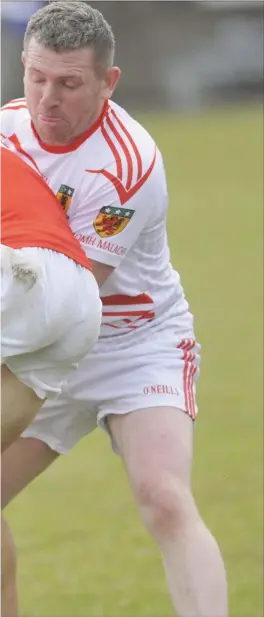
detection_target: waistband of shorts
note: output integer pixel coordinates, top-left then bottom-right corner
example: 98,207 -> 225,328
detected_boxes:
95,314 -> 196,353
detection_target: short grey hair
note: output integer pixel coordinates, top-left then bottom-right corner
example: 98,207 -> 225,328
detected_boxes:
24,1 -> 115,71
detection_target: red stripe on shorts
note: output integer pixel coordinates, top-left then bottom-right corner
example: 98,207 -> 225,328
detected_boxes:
177,339 -> 197,420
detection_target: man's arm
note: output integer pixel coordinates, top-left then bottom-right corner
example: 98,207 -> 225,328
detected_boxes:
90,260 -> 114,287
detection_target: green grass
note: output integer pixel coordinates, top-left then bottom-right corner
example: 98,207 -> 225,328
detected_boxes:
6,105 -> 263,617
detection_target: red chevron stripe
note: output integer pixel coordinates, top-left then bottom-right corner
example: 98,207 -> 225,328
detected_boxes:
106,115 -> 133,190
5,133 -> 43,176
86,147 -> 156,205
1,105 -> 27,111
101,123 -> 122,180
111,108 -> 143,180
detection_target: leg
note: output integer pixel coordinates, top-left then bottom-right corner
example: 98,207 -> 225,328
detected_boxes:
108,407 -> 228,617
1,362 -> 91,616
1,365 -> 43,452
1,437 -> 59,508
1,437 -> 59,617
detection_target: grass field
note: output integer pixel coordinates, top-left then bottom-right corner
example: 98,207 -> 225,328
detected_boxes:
6,105 -> 263,617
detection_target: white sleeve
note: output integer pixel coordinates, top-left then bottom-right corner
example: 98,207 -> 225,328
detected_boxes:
70,147 -> 161,267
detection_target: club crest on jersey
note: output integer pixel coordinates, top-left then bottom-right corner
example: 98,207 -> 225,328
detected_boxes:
56,184 -> 74,213
93,206 -> 135,238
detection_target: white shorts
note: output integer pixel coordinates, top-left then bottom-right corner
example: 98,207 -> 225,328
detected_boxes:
22,316 -> 201,454
1,245 -> 101,399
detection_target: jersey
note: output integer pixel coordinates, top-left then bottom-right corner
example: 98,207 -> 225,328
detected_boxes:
1,97 -> 190,338
1,145 -> 92,271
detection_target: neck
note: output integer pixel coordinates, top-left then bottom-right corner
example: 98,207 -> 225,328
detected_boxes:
62,101 -> 106,146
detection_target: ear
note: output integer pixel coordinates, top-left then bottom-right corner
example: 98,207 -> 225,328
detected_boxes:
21,51 -> 26,67
102,66 -> 121,99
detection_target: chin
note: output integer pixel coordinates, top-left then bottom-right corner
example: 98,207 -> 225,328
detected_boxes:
37,124 -> 58,142
38,129 -> 54,143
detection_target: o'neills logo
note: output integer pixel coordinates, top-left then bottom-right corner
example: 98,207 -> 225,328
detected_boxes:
143,385 -> 179,395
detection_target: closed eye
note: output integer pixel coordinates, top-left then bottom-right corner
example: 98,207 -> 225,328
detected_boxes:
32,77 -> 45,83
62,82 -> 80,90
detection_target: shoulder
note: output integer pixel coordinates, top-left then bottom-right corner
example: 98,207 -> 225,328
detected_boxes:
105,101 -> 157,172
1,97 -> 28,113
83,101 -> 165,206
1,98 -> 31,133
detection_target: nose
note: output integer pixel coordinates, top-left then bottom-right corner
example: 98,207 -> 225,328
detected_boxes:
40,83 -> 60,108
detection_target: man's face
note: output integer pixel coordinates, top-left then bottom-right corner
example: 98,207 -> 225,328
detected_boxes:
22,38 -> 120,145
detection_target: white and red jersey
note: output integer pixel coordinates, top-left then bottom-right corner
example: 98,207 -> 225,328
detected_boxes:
1,97 -> 191,338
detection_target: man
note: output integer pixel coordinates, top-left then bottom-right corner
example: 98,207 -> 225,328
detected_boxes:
1,3 -> 228,616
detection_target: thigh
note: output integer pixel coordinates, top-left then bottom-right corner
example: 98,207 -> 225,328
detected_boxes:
1,437 -> 58,509
108,406 -> 194,490
1,365 -> 43,452
1,384 -> 97,507
97,334 -> 200,461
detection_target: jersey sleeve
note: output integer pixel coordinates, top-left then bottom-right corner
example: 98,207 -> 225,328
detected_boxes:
70,146 -> 164,267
